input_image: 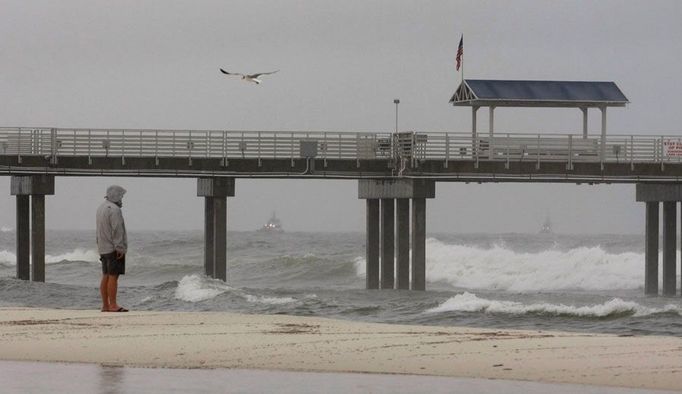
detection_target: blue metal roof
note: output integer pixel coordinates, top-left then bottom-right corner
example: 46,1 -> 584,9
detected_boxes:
450,80 -> 628,107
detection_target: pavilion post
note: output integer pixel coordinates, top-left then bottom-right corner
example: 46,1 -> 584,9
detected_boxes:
472,106 -> 478,159
600,106 -> 607,161
488,106 -> 495,160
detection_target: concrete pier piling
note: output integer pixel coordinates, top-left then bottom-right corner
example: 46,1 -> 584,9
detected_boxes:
31,195 -> 46,282
15,195 -> 30,280
637,183 -> 682,296
213,197 -> 228,282
10,175 -> 54,282
411,198 -> 426,291
197,177 -> 234,282
644,201 -> 660,295
359,179 -> 434,291
380,199 -> 395,289
396,198 -> 410,290
662,201 -> 677,296
203,197 -> 215,279
365,199 -> 380,289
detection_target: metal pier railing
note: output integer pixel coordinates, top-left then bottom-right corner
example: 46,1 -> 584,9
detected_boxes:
0,127 -> 680,165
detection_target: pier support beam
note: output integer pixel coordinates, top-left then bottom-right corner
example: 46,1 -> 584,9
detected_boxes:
411,198 -> 426,291
359,179 -> 434,291
380,199 -> 395,289
15,196 -> 30,280
10,175 -> 54,282
644,201 -> 659,295
365,199 -> 380,289
197,177 -> 234,282
203,197 -> 215,279
636,183 -> 682,296
31,195 -> 46,282
213,197 -> 227,282
396,199 -> 410,290
662,202 -> 677,296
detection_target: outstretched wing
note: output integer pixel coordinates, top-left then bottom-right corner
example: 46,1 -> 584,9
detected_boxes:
248,70 -> 279,78
220,68 -> 244,76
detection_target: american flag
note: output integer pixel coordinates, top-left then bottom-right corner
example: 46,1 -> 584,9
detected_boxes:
455,35 -> 463,71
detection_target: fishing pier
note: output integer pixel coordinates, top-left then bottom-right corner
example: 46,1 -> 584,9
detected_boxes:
3,80 -> 682,295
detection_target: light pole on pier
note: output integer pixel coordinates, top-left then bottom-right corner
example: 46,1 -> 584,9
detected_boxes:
393,99 -> 400,134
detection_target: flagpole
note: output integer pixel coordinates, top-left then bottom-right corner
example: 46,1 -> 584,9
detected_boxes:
461,34 -> 464,83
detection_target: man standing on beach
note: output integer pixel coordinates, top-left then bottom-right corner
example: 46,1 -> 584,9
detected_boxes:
96,185 -> 129,312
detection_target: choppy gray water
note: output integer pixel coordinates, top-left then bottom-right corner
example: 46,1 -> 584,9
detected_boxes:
0,230 -> 680,336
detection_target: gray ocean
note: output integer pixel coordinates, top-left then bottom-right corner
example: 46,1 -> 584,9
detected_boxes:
0,229 -> 681,336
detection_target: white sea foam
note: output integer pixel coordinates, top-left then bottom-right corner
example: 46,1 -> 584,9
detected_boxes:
0,248 -> 99,265
355,238 -> 654,291
0,250 -> 16,264
46,248 -> 100,264
426,239 -> 649,291
243,294 -> 296,305
174,274 -> 297,305
174,274 -> 231,302
353,256 -> 365,276
426,292 -> 681,317
1,226 -> 13,233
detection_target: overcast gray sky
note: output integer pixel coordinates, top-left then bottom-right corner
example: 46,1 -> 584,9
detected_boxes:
1,0 -> 681,233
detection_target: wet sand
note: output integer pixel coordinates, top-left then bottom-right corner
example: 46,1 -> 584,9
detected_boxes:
1,360 -> 678,394
0,308 -> 681,391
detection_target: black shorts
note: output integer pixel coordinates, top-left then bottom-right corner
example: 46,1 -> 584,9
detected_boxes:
101,252 -> 125,276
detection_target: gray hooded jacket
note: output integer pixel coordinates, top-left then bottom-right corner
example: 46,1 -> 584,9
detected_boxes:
96,185 -> 128,255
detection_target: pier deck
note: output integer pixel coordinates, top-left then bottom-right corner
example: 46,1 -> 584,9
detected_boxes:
1,127 -> 682,182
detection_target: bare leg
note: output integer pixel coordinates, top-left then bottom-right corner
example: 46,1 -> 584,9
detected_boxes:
107,274 -> 120,311
100,275 -> 109,311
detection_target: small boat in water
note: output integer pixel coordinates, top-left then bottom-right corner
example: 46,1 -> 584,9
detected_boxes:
259,212 -> 283,232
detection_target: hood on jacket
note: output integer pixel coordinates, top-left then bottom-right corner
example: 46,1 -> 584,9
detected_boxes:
105,185 -> 127,204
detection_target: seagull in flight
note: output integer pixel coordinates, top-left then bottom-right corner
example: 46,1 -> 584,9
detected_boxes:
219,68 -> 279,84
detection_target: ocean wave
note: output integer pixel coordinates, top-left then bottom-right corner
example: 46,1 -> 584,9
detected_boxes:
353,256 -> 365,277
0,250 -> 16,264
426,292 -> 681,318
47,249 -> 100,264
174,274 -> 232,302
355,238 -> 653,291
248,255 -> 358,283
243,294 -> 296,305
174,274 -> 297,305
0,248 -> 99,265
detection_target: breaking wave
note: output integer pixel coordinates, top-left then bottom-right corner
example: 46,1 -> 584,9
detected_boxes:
355,238 -> 650,291
174,274 -> 232,302
0,248 -> 100,265
47,249 -> 100,264
174,274 -> 296,305
426,292 -> 681,318
0,250 -> 15,265
243,294 -> 296,305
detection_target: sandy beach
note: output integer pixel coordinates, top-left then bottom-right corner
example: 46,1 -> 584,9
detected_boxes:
0,308 -> 680,391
